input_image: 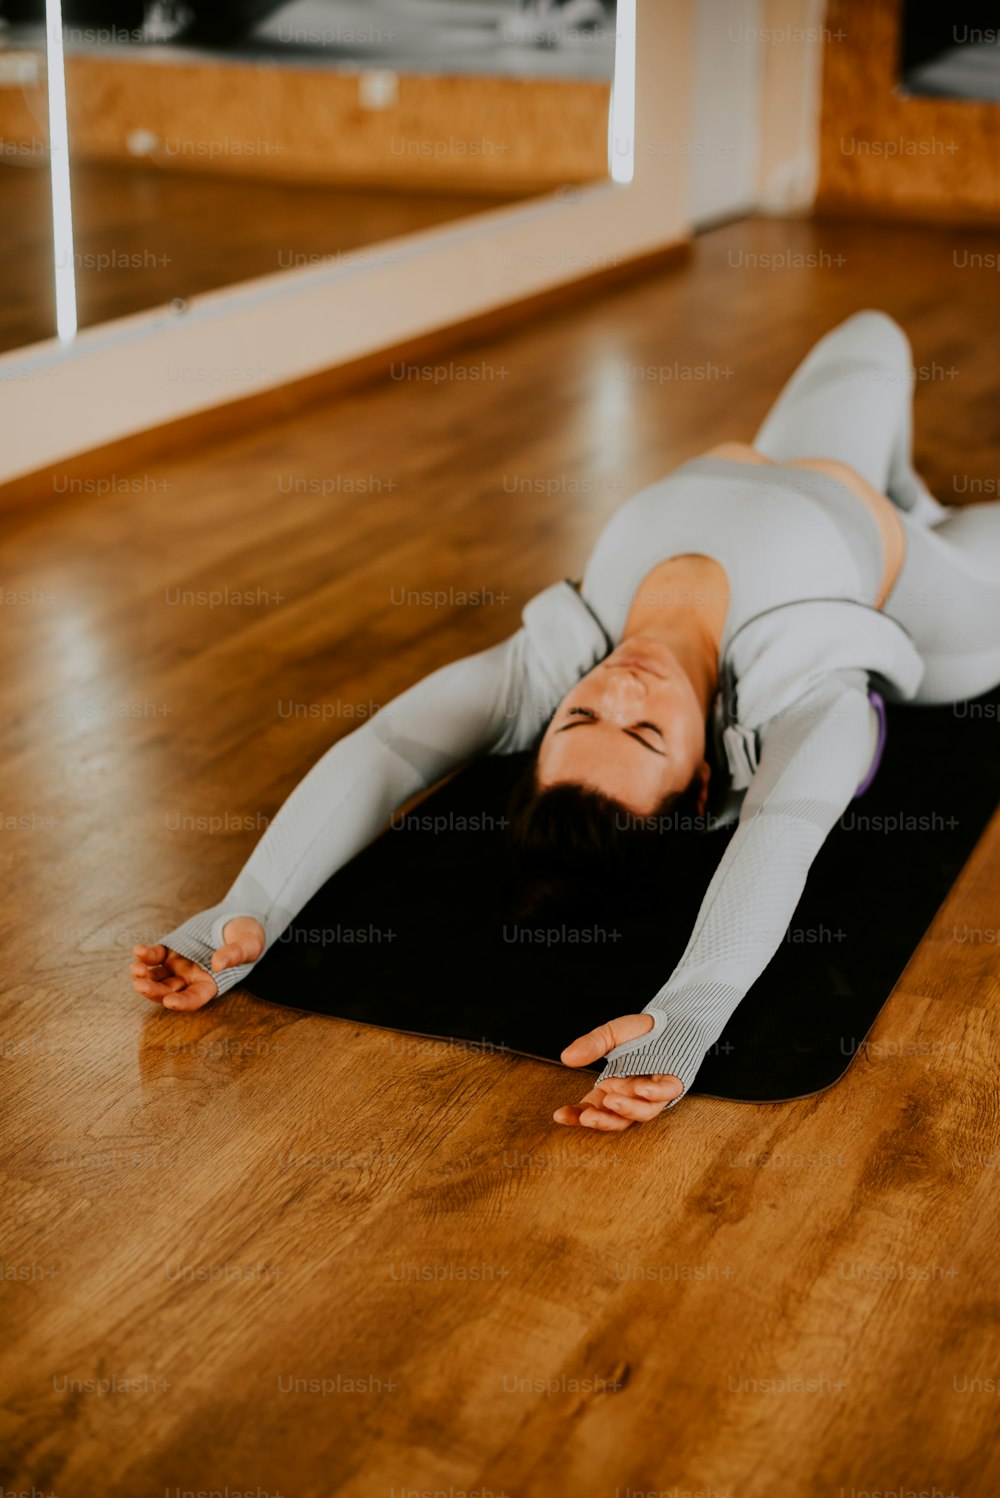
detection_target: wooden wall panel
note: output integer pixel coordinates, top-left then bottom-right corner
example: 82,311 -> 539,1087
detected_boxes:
818,0 -> 1000,222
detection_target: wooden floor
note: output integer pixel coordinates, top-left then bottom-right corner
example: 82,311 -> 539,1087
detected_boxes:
0,159 -> 530,353
2,214 -> 999,1498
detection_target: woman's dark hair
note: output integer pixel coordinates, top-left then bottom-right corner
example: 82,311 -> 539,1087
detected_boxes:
498,738 -> 707,929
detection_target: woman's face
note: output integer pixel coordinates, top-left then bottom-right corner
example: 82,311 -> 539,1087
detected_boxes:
535,637 -> 710,818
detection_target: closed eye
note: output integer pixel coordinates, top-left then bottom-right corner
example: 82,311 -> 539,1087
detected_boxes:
555,706 -> 667,756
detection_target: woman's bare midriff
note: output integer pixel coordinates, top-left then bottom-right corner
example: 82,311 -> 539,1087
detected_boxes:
704,441 -> 906,609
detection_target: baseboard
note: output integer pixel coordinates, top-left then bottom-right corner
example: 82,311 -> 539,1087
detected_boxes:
0,239 -> 690,513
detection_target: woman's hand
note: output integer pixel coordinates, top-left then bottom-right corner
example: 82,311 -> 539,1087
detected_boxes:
130,917 -> 265,1012
554,1013 -> 683,1130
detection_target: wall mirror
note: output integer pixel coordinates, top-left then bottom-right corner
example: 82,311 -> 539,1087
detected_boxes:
0,0 -> 621,353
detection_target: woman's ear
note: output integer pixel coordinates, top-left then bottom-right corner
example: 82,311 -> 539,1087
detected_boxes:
694,759 -> 712,818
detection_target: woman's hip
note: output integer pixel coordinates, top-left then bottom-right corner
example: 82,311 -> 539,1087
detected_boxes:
883,506 -> 1000,703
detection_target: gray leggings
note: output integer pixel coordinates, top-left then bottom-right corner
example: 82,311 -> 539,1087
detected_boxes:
752,309 -> 1000,705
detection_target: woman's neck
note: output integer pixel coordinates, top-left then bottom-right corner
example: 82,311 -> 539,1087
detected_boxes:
621,555 -> 728,716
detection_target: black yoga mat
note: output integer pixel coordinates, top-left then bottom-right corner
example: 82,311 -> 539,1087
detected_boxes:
244,686 -> 1000,1102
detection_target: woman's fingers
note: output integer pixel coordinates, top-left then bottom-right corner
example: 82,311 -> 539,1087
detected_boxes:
133,943 -> 169,971
595,1090 -> 667,1123
131,952 -> 175,1003
129,946 -> 218,1010
162,970 -> 218,1011
134,943 -> 168,962
559,1012 -> 655,1067
554,1071 -> 684,1129
554,1085 -> 634,1131
557,1016 -> 675,1129
131,958 -> 184,994
578,1108 -> 632,1131
598,1073 -> 684,1104
132,975 -> 172,1003
219,917 -> 266,963
554,1084 -> 613,1124
131,944 -> 172,1001
555,1103 -> 633,1131
210,940 -> 251,974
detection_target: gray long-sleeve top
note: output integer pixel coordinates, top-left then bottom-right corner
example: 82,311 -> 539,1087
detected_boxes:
157,457 -> 926,1102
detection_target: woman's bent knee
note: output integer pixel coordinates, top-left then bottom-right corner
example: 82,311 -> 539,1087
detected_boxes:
838,309 -> 911,363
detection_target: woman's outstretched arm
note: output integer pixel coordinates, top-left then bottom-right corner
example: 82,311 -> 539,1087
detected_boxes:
559,667 -> 882,1122
132,632 -> 524,1010
132,576 -> 613,1011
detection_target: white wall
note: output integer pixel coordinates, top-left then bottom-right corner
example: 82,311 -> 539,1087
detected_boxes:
689,0 -> 763,227
688,0 -> 826,225
756,0 -> 827,213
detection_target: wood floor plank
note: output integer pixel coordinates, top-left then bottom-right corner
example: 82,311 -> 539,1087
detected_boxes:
2,214 -> 999,1498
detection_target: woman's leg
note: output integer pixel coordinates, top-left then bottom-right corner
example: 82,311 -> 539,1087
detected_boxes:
751,310 -> 950,525
885,506 -> 1000,703
751,309 -> 1000,703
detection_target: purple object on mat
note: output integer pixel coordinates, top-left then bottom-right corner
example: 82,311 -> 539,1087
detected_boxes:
854,689 -> 887,797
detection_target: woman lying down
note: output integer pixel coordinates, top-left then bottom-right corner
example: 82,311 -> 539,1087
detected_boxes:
131,312 -> 1000,1130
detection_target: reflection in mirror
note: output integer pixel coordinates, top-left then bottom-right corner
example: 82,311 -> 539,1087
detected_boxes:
899,0 -> 1000,101
0,0 -> 619,354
